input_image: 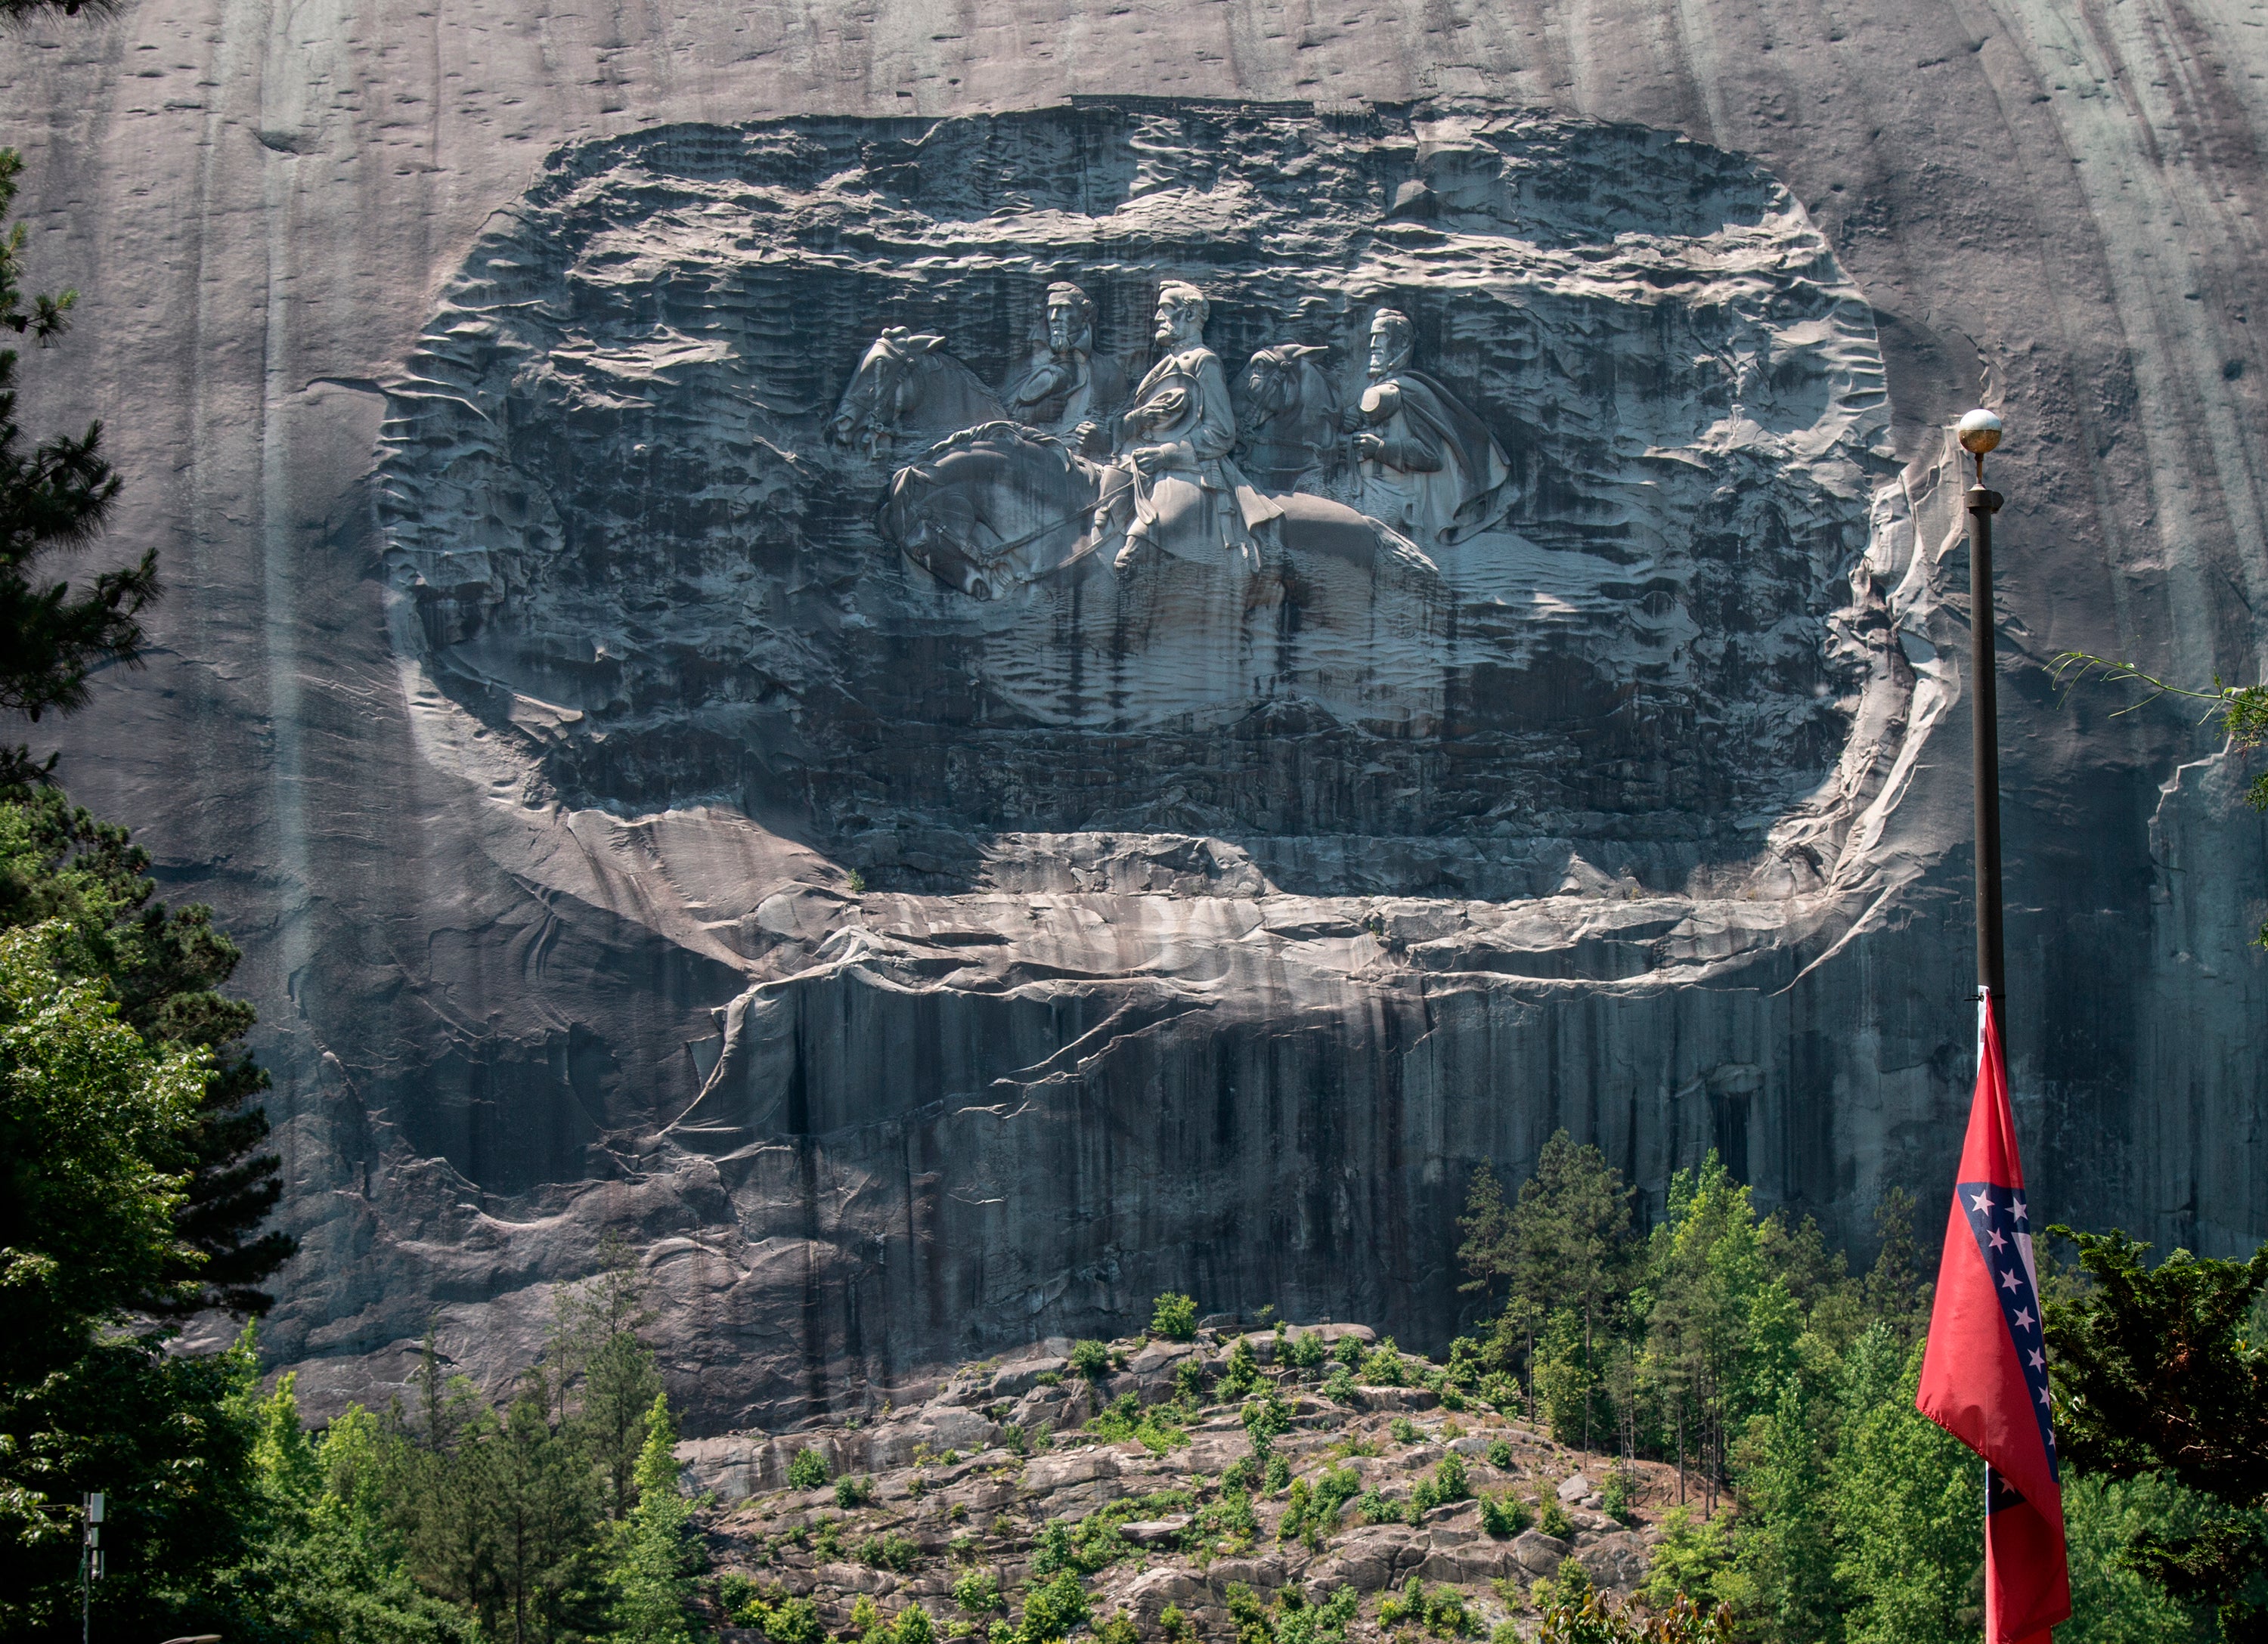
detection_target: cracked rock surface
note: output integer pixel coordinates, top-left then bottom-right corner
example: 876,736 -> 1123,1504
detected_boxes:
690,1325 -> 1675,1642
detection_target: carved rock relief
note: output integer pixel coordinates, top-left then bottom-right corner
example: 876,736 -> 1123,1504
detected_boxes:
379,104 -> 1912,896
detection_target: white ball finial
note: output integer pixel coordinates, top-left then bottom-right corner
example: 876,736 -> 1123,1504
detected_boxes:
1957,407 -> 2003,456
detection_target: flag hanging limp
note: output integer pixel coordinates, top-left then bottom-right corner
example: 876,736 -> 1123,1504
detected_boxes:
1916,995 -> 2072,1644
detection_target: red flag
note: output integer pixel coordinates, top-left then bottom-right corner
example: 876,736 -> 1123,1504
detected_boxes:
1917,995 -> 2071,1644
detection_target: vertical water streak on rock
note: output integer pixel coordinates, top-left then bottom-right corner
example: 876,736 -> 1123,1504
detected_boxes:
258,20 -> 314,1116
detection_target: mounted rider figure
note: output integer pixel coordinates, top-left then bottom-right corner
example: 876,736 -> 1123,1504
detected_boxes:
1003,281 -> 1124,457
1097,281 -> 1283,572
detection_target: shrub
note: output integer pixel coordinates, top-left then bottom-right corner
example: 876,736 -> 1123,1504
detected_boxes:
725,1580 -> 824,1644
1160,1605 -> 1194,1643
1241,1389 -> 1294,1459
1411,1454 -> 1470,1513
1277,1585 -> 1361,1644
1033,1370 -> 1062,1388
852,1596 -> 884,1639
1264,1454 -> 1291,1493
813,1518 -> 845,1561
1479,1493 -> 1531,1538
1018,1571 -> 1092,1643
1069,1339 -> 1111,1380
1224,1455 -> 1262,1494
1539,1497 -> 1575,1540
949,1534 -> 981,1563
1333,1336 -> 1365,1369
1378,1577 -> 1472,1637
1151,1293 -> 1199,1342
1286,1329 -> 1327,1371
836,1475 -> 875,1508
1601,1468 -> 1635,1525
1390,1416 -> 1420,1445
1083,1390 -> 1187,1454
788,1447 -> 830,1489
1364,1339 -> 1408,1386
953,1570 -> 1002,1615
1003,1423 -> 1028,1457
1486,1438 -> 1514,1471
896,1608 -> 938,1644
1219,1336 -> 1262,1399
1095,1617 -> 1140,1644
860,1531 -> 920,1572
1321,1365 -> 1357,1404
1173,1355 -> 1208,1407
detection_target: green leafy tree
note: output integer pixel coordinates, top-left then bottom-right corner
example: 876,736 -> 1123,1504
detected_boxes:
2045,1228 -> 2268,1633
1831,1344 -> 1979,1644
0,788 -> 290,1312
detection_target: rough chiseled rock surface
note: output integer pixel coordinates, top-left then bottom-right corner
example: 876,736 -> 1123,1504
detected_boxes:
686,1324 -> 1675,1642
1,0 -> 2262,1432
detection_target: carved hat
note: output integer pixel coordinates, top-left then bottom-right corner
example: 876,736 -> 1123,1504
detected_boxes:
1157,280 -> 1210,329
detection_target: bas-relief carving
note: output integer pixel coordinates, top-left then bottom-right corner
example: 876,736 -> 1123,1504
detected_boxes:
379,106 -> 1907,887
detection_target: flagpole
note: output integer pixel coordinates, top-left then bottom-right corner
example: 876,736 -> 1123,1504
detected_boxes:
1960,409 -> 2007,1023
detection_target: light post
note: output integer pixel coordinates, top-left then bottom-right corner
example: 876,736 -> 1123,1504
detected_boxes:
1959,408 -> 2007,1029
80,1490 -> 102,1644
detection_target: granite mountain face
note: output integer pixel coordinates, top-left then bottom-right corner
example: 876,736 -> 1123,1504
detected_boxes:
2,0 -> 2260,1432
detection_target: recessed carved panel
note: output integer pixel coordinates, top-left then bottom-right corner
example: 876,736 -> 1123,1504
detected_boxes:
379,104 -> 1898,893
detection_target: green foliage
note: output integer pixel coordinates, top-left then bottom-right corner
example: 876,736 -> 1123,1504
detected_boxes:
1485,1437 -> 1514,1470
1411,1453 -> 1471,1514
1173,1355 -> 1208,1407
1321,1364 -> 1358,1404
1378,1575 -> 1473,1636
1355,1488 -> 1414,1528
1333,1336 -> 1365,1370
836,1474 -> 875,1509
1363,1337 -> 1410,1386
1389,1416 -> 1419,1444
1536,1575 -> 1735,1644
2059,1473 -> 2222,1644
1015,1569 -> 1091,1643
0,788 -> 290,1313
789,1447 -> 832,1490
1151,1293 -> 1199,1342
1241,1387 -> 1293,1460
1286,1329 -> 1328,1371
1081,1391 -> 1188,1454
2045,1227 -> 2268,1633
1160,1603 -> 1194,1642
953,1568 -> 1003,1614
726,1578 -> 823,1643
1196,1487 -> 1260,1550
1218,1335 -> 1262,1399
605,1393 -> 705,1644
1479,1492 -> 1530,1538
1538,1497 -> 1575,1540
1069,1339 -> 1111,1381
1831,1345 -> 1980,1644
1281,1464 -> 1363,1545
860,1531 -> 921,1572
1093,1614 -> 1139,1644
0,150 -> 153,791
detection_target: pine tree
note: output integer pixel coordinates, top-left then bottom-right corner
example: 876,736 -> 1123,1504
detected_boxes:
0,148 -> 150,788
605,1392 -> 702,1644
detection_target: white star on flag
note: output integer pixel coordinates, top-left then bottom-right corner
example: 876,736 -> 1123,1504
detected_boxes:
2028,1349 -> 2044,1370
1970,1187 -> 1994,1213
2000,1268 -> 2020,1292
1988,1228 -> 2007,1251
2013,1308 -> 2035,1330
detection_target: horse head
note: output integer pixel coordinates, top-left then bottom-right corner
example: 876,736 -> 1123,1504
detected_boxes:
1240,345 -> 1331,435
829,327 -> 949,454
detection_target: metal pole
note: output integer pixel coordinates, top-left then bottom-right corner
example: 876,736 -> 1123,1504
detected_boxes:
1959,409 -> 2008,1029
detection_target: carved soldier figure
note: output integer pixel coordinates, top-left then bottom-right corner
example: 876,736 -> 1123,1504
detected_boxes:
1003,281 -> 1123,454
1097,281 -> 1282,571
1343,308 -> 1517,546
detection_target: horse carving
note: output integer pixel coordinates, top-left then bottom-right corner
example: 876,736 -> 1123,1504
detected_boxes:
1238,343 -> 1342,496
829,328 -> 1006,457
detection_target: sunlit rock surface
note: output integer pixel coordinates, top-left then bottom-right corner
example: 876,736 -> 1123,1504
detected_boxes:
2,0 -> 2263,1432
